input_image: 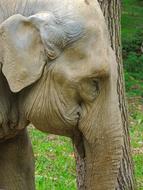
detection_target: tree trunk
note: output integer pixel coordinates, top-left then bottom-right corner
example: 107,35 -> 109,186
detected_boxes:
74,0 -> 135,189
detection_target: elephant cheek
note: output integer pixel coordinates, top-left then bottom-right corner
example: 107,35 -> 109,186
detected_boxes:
31,104 -> 81,137
19,86 -> 81,137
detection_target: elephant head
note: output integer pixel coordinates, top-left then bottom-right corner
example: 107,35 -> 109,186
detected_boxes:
0,0 -> 123,189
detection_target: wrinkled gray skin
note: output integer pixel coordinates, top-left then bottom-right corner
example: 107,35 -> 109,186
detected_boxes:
0,0 -> 123,189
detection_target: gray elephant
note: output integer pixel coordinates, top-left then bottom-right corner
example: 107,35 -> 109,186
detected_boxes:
0,0 -> 123,189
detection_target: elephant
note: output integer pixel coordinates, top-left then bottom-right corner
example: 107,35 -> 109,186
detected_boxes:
0,0 -> 123,189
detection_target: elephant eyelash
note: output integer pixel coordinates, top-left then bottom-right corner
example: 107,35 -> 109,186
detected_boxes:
0,63 -> 2,70
92,79 -> 100,92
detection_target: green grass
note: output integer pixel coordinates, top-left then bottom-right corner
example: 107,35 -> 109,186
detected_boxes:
134,155 -> 143,190
29,128 -> 76,190
128,98 -> 143,189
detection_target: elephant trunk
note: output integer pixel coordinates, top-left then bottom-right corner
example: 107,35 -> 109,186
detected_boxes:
77,75 -> 123,189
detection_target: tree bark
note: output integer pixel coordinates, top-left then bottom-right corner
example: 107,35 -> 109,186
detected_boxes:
74,0 -> 135,189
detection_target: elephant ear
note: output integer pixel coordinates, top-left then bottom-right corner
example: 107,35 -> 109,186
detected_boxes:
0,14 -> 46,93
0,13 -> 84,93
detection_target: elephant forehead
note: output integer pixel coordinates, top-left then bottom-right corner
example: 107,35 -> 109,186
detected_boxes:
50,38 -> 110,83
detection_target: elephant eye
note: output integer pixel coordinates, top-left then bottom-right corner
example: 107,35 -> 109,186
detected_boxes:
78,78 -> 100,103
92,79 -> 100,92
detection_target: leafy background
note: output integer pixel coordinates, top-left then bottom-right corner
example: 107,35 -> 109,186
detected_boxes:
29,0 -> 143,189
122,0 -> 143,189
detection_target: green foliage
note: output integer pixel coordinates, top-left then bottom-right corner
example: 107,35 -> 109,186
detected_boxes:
122,29 -> 143,78
122,1 -> 143,189
122,31 -> 143,57
124,52 -> 143,74
122,7 -> 143,97
122,0 -> 143,39
123,31 -> 143,97
125,72 -> 143,97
